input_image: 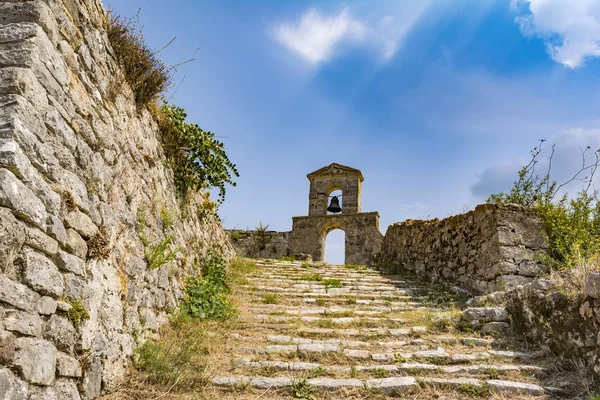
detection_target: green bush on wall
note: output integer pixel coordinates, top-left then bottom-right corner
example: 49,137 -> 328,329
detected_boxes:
488,140 -> 600,271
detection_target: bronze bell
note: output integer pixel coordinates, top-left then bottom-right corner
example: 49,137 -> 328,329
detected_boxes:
327,196 -> 342,214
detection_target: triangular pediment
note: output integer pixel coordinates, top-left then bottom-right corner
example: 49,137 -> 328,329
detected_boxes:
307,163 -> 364,181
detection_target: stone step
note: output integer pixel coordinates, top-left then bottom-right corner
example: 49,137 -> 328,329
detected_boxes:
238,344 -> 524,365
247,290 -> 417,300
263,334 -> 496,349
247,314 -> 407,326
247,305 -> 426,315
212,375 -> 548,396
243,285 -> 410,295
232,357 -> 544,376
212,376 -> 418,393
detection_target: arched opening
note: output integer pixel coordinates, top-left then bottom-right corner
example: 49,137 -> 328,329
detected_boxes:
325,229 -> 345,264
327,189 -> 343,215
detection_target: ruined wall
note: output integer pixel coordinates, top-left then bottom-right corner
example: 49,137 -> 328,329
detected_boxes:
376,204 -> 548,294
505,274 -> 600,377
227,229 -> 290,259
290,212 -> 383,265
0,0 -> 233,398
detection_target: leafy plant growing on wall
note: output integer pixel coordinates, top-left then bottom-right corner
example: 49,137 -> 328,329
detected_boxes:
159,105 -> 239,202
146,234 -> 182,270
488,140 -> 600,273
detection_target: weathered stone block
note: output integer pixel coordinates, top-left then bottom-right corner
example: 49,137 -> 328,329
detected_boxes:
495,275 -> 532,291
0,330 -> 16,364
27,385 -> 56,400
64,210 -> 97,239
55,251 -> 85,276
586,273 -> 600,299
63,273 -> 84,300
0,367 -> 28,400
22,249 -> 63,298
25,226 -> 58,256
45,215 -> 67,246
56,352 -> 81,378
65,229 -> 87,258
43,315 -> 76,353
0,23 -> 37,43
82,357 -> 101,400
0,273 -> 40,312
55,379 -> 80,400
0,169 -> 46,228
13,337 -> 57,386
37,296 -> 57,315
0,206 -> 25,272
3,309 -> 42,337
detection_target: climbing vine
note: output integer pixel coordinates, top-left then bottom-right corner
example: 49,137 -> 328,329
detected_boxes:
158,104 -> 239,202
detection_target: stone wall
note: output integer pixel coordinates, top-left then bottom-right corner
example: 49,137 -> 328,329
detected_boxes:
504,274 -> 600,377
376,204 -> 548,294
227,229 -> 290,259
0,1 -> 233,398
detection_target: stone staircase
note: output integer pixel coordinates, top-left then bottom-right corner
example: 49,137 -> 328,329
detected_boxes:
207,260 -> 560,399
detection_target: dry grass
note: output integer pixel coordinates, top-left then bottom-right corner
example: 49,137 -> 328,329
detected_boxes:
106,11 -> 171,108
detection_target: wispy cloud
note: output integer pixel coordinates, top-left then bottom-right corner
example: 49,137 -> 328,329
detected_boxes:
273,8 -> 366,65
272,6 -> 428,66
513,0 -> 600,69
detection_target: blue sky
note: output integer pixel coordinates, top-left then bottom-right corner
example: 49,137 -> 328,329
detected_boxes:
105,0 -> 600,264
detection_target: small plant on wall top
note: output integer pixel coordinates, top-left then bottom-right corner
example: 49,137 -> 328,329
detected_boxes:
254,222 -> 270,251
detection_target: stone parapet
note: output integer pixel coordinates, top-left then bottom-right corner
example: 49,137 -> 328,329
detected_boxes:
376,204 -> 548,294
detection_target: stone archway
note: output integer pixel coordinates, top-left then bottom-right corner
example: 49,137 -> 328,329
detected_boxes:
288,163 -> 383,265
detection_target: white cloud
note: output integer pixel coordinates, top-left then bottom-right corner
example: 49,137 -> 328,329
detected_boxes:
272,6 -> 429,66
273,8 -> 366,65
513,0 -> 600,69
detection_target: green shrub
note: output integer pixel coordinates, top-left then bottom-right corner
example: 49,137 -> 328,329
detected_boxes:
146,234 -> 182,270
291,379 -> 317,400
323,279 -> 342,288
66,300 -> 89,329
158,105 -> 238,201
263,294 -> 278,304
254,222 -> 270,251
230,231 -> 243,241
457,383 -> 491,397
160,206 -> 177,230
180,253 -> 236,321
107,12 -> 171,107
279,256 -> 296,262
301,273 -> 323,282
489,140 -> 600,272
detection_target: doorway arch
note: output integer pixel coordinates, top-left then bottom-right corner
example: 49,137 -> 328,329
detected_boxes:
325,229 -> 345,264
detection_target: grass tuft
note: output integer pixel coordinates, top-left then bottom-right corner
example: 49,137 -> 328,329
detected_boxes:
107,12 -> 171,107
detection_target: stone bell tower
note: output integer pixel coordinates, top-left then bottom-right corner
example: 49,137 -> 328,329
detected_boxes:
289,163 -> 383,265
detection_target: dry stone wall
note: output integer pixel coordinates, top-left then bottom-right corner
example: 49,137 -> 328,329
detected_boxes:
376,204 -> 548,294
0,0 -> 233,398
227,229 -> 290,259
505,274 -> 600,377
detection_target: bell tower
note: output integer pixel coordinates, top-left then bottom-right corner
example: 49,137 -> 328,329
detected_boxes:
289,163 -> 383,265
307,164 -> 363,216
